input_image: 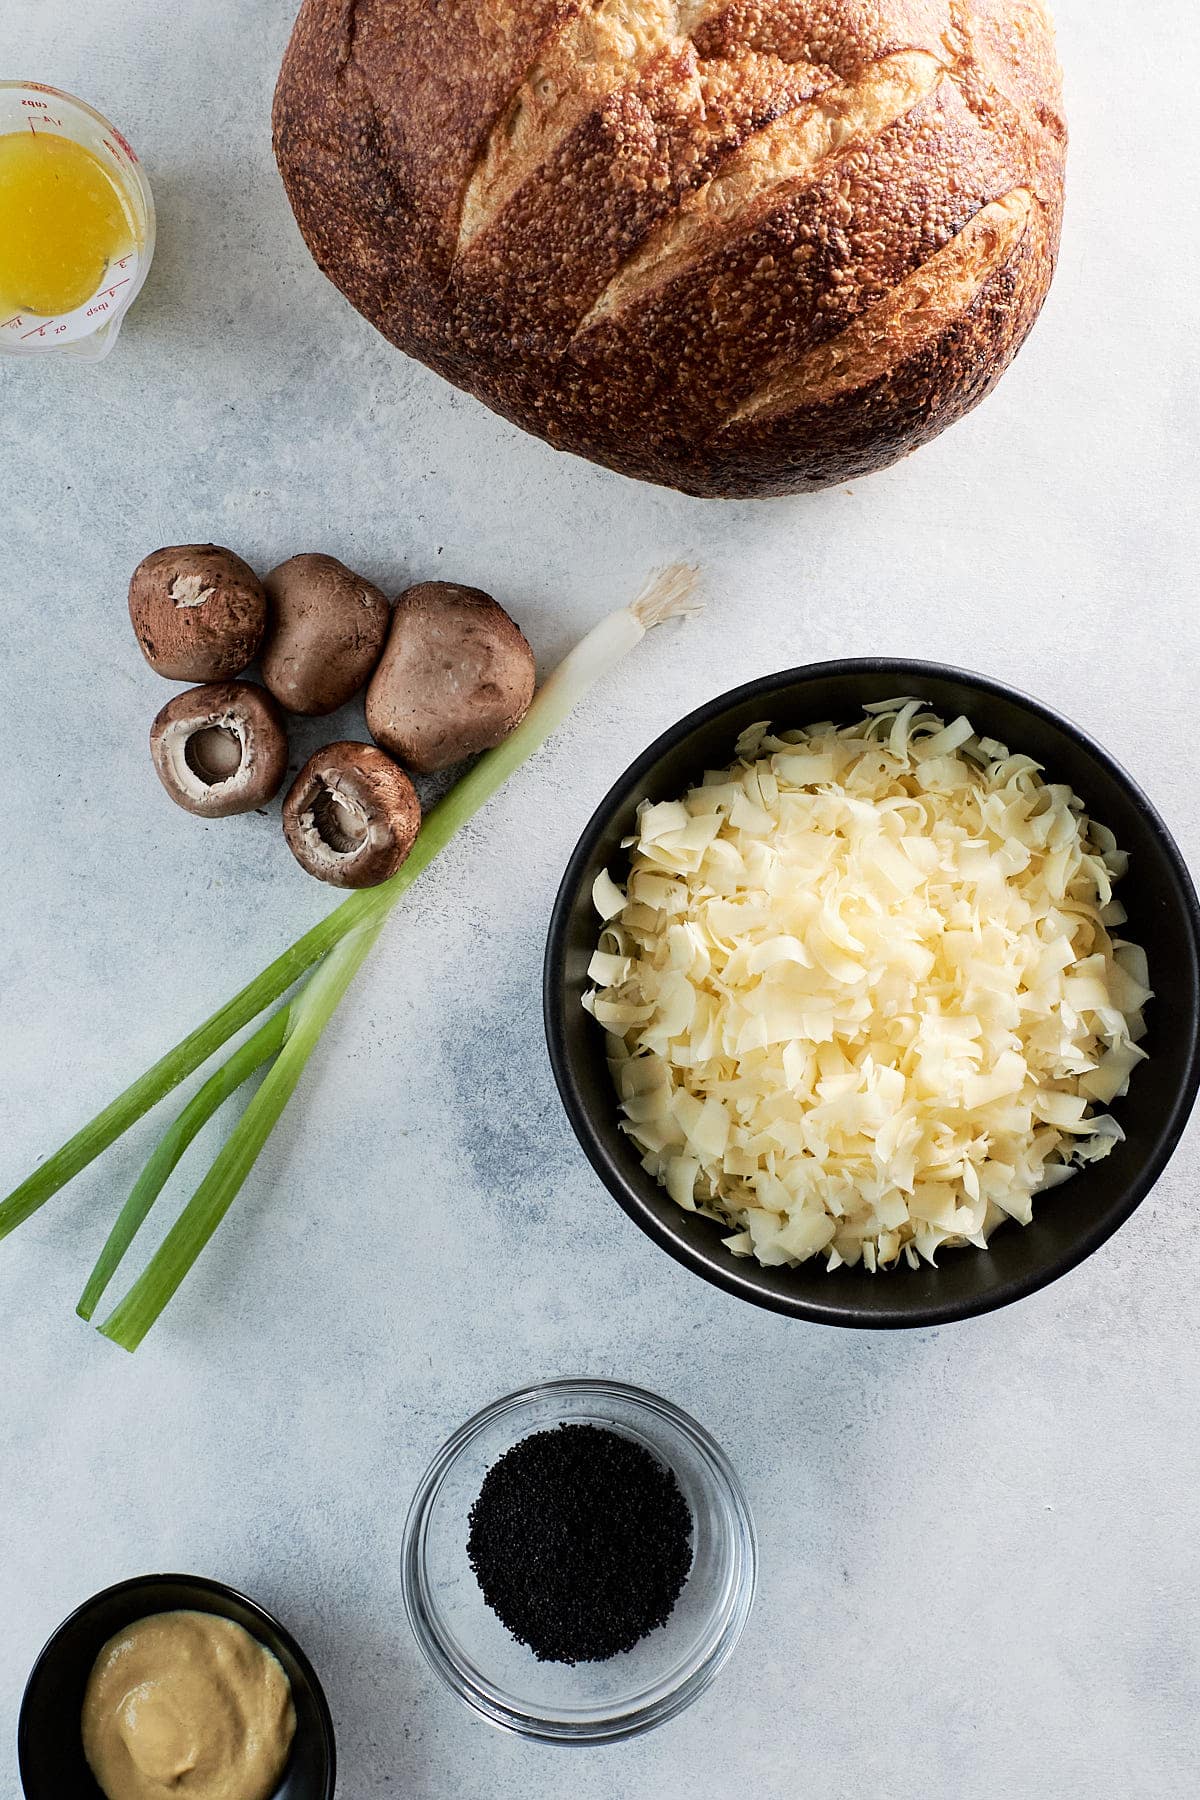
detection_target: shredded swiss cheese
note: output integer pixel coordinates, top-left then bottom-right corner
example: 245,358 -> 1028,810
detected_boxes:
584,703 -> 1150,1271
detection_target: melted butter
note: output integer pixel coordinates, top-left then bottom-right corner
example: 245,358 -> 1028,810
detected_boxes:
0,130 -> 137,317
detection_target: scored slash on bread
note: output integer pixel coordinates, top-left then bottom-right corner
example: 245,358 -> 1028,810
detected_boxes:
571,47 -> 945,334
273,0 -> 1066,497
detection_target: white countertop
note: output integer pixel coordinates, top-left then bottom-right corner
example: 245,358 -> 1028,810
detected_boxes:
3,3 -> 1198,1795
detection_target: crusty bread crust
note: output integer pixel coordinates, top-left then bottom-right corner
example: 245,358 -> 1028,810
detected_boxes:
274,0 -> 1065,497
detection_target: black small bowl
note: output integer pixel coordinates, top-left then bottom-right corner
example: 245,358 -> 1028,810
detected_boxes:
545,659 -> 1200,1329
18,1574 -> 335,1799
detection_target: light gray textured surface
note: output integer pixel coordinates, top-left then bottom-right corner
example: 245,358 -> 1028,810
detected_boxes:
3,3 -> 1198,1796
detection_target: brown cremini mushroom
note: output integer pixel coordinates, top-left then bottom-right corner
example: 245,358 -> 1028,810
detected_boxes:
150,682 -> 289,818
282,741 -> 420,888
261,553 -> 391,715
130,545 -> 267,681
365,581 -> 536,774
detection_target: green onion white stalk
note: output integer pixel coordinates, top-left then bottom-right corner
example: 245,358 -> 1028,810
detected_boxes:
1,567 -> 700,1350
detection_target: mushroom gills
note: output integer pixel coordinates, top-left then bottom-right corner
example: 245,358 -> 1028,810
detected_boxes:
282,740 -> 420,887
159,710 -> 251,805
308,785 -> 371,856
184,724 -> 243,786
150,682 -> 289,818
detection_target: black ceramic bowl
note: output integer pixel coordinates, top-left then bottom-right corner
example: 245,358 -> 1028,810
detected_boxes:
18,1573 -> 335,1799
545,660 -> 1200,1329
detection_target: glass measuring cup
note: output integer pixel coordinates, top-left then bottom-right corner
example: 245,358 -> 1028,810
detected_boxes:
0,81 -> 155,361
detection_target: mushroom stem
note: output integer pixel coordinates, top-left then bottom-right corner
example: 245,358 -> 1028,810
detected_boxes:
76,1003 -> 293,1320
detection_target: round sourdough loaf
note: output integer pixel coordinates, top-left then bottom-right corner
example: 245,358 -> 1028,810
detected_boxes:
273,0 -> 1065,498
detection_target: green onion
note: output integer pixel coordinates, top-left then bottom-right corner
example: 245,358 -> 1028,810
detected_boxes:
99,916 -> 387,1351
0,907 -> 355,1243
76,1003 -> 293,1320
2,567 -> 699,1347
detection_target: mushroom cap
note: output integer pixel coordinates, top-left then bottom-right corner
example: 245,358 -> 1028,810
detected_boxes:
130,544 -> 268,682
282,740 -> 421,887
365,581 -> 536,774
149,682 -> 289,818
261,553 -> 391,715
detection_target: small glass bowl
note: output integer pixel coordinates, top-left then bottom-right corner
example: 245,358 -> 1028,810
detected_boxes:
401,1378 -> 756,1744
